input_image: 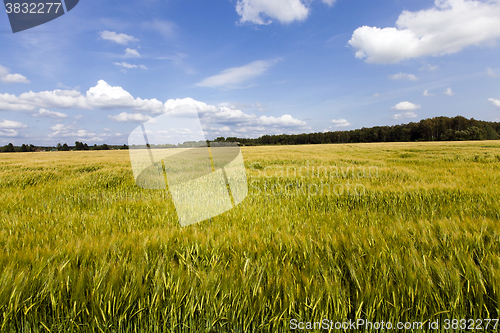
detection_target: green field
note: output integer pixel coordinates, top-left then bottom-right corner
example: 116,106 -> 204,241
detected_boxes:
0,141 -> 499,332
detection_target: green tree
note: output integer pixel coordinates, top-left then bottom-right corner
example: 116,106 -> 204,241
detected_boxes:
2,143 -> 15,153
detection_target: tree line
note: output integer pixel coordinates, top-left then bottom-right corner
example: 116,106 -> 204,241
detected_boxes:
2,116 -> 500,152
0,142 -> 128,153
216,116 -> 500,146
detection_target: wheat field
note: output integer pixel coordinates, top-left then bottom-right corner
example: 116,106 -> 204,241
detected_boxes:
0,141 -> 499,332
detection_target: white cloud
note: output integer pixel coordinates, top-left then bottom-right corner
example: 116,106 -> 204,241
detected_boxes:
0,129 -> 19,137
204,106 -> 255,124
391,112 -> 418,120
487,68 -> 499,77
488,98 -> 500,108
33,108 -> 68,118
0,94 -> 35,111
389,72 -> 418,81
373,93 -> 380,98
109,112 -> 152,123
18,89 -> 87,109
423,89 -> 434,96
0,119 -> 26,137
99,31 -> 138,45
0,119 -> 27,129
257,114 -> 306,126
48,123 -> 103,141
196,60 -> 278,88
331,118 -> 351,127
0,80 -> 163,114
444,87 -> 455,96
86,80 -> 164,113
164,98 -> 218,117
0,89 -> 86,111
86,80 -> 134,108
114,62 -> 147,70
0,81 -> 308,139
392,101 -> 421,111
0,65 -> 30,84
124,48 -> 141,58
349,0 -> 500,63
236,0 -> 309,24
50,123 -> 66,131
161,98 -> 308,138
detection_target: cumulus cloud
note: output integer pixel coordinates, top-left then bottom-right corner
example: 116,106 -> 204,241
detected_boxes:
124,48 -> 141,58
444,87 -> 455,96
392,101 -> 421,111
196,60 -> 278,88
423,89 -> 434,96
0,119 -> 27,129
48,123 -> 103,141
488,98 -> 500,108
164,98 -> 218,117
236,0 -> 309,24
234,0 -> 339,24
0,81 -> 308,138
109,112 -> 153,123
389,72 -> 418,81
349,0 -> 500,63
0,94 -> 35,111
0,65 -> 30,84
0,119 -> 27,137
32,108 -> 68,118
0,89 -> 86,111
331,118 -> 351,127
19,90 -> 87,109
0,80 -> 163,114
160,98 -> 308,138
0,129 -> 19,137
257,114 -> 306,126
391,112 -> 418,120
99,31 -> 138,45
86,80 -> 164,113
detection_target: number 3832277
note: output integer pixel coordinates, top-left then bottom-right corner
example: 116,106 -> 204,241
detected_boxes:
5,3 -> 62,14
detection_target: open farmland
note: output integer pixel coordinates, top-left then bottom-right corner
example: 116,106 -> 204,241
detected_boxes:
0,141 -> 499,332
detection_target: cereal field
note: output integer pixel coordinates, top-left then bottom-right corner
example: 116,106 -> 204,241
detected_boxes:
0,141 -> 499,332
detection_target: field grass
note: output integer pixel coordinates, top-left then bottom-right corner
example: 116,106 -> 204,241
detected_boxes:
0,141 -> 499,332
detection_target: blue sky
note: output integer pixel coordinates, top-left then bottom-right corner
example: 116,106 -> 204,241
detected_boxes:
1,0 -> 500,145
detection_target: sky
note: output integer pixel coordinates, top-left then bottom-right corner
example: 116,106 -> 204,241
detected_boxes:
1,0 -> 500,145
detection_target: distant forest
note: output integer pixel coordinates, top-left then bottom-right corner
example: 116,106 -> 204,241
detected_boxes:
1,116 -> 500,152
218,116 -> 500,146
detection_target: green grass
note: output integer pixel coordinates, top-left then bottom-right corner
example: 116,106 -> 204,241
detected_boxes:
0,141 -> 499,332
